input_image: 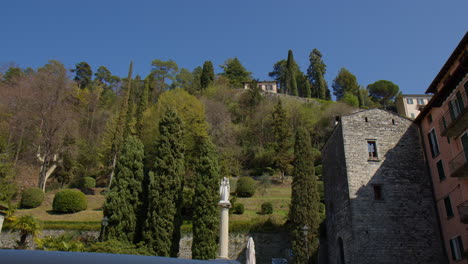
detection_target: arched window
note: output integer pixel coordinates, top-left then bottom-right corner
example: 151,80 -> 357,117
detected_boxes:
338,237 -> 345,264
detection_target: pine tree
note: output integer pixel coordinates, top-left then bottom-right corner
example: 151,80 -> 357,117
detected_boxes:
143,108 -> 185,257
271,99 -> 291,182
289,127 -> 320,264
191,136 -> 220,260
200,61 -> 215,92
103,135 -> 144,244
307,49 -> 329,100
286,50 -> 298,96
332,67 -> 359,101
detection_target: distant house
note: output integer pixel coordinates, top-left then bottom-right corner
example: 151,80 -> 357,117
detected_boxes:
395,94 -> 432,119
321,109 -> 445,264
243,81 -> 278,93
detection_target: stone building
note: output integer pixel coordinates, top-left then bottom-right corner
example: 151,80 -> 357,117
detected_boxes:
321,109 -> 446,264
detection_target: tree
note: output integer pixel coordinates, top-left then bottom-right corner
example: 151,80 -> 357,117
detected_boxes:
150,59 -> 179,98
269,60 -> 287,94
340,92 -> 359,107
220,57 -> 252,88
173,68 -> 194,92
289,127 -> 320,264
367,80 -> 400,109
72,62 -> 93,89
11,215 -> 41,249
271,99 -> 292,182
143,108 -> 185,257
103,135 -> 144,244
286,50 -> 299,96
200,61 -> 215,92
191,136 -> 220,260
135,79 -> 150,137
332,68 -> 359,100
94,66 -> 120,91
298,75 -> 311,98
307,49 -> 329,100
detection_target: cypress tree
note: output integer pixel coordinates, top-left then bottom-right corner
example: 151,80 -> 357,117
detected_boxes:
200,61 -> 215,92
191,136 -> 220,260
135,79 -> 150,137
271,99 -> 291,182
103,135 -> 144,243
307,49 -> 329,100
143,108 -> 185,257
286,50 -> 299,96
289,127 -> 320,264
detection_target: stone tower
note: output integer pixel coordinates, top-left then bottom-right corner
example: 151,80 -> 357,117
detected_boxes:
321,109 -> 445,264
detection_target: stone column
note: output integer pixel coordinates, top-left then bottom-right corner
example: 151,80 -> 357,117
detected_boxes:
218,201 -> 231,259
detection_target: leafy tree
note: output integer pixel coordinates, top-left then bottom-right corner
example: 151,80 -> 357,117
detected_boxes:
0,142 -> 17,202
173,68 -> 194,92
191,66 -> 203,94
367,80 -> 400,109
72,62 -> 93,89
289,127 -> 320,264
94,66 -> 120,91
151,59 -> 179,98
191,136 -> 220,260
286,50 -> 299,96
340,92 -> 359,107
2,67 -> 24,85
220,57 -> 252,88
307,49 -> 329,100
269,60 -> 287,93
11,215 -> 41,249
332,68 -> 359,100
103,135 -> 144,244
298,74 -> 311,98
357,87 -> 376,109
200,61 -> 215,92
271,100 -> 292,182
143,108 -> 185,257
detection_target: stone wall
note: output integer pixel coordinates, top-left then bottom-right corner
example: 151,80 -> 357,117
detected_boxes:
0,230 -> 291,264
322,109 -> 446,264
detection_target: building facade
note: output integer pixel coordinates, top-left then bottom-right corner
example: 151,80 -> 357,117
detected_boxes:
243,81 -> 278,93
395,94 -> 432,119
415,32 -> 468,263
322,109 -> 445,264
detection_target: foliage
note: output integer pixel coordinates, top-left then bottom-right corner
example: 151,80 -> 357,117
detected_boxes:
0,148 -> 17,202
258,173 -> 271,196
86,239 -> 152,256
81,177 -> 96,188
367,80 -> 400,109
307,49 -> 330,100
286,50 -> 299,96
11,215 -> 41,249
150,59 -> 178,98
72,62 -> 93,89
261,202 -> 273,215
236,176 -> 256,197
191,136 -> 220,260
268,60 -> 287,93
271,100 -> 292,180
20,187 -> 44,209
232,203 -> 245,214
220,57 -> 252,88
103,135 -> 144,244
340,92 -> 359,107
143,108 -> 185,257
53,189 -> 88,213
200,61 -> 215,92
182,188 -> 195,218
332,67 -> 359,100
36,232 -> 86,252
289,127 -> 320,264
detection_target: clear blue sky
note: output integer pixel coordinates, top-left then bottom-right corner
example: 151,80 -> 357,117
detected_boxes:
1,0 -> 467,95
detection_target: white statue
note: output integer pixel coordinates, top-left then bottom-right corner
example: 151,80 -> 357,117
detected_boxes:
219,177 -> 230,203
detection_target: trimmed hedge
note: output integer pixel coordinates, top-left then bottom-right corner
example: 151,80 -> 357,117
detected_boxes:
261,202 -> 273,215
20,187 -> 44,208
236,177 -> 256,197
52,189 -> 87,213
82,177 -> 96,189
232,203 -> 244,215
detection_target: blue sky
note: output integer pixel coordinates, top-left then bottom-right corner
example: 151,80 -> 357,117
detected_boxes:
1,0 -> 467,95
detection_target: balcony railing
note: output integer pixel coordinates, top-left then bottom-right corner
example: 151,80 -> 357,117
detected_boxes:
457,200 -> 468,224
439,88 -> 468,137
449,150 -> 468,178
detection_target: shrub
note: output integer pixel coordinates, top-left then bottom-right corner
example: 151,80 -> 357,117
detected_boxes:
82,177 -> 96,189
232,203 -> 244,215
53,189 -> 87,213
236,176 -> 256,197
20,188 -> 44,208
261,202 -> 273,215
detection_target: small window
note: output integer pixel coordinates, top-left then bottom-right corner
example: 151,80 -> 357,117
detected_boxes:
367,141 -> 378,159
427,129 -> 440,158
417,98 -> 425,105
373,185 -> 383,200
450,236 -> 464,261
428,114 -> 433,124
436,160 -> 446,181
407,98 -> 414,104
444,196 -> 454,218
392,119 -> 395,125
365,117 -> 368,122
410,113 -> 415,119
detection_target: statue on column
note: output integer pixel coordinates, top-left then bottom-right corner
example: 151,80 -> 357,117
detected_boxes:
219,177 -> 230,203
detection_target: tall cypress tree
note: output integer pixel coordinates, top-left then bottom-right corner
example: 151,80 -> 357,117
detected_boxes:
200,61 -> 215,92
191,136 -> 220,260
103,135 -> 144,243
286,50 -> 298,96
307,49 -> 329,100
289,127 -> 320,264
143,108 -> 185,257
271,99 -> 291,182
135,79 -> 150,137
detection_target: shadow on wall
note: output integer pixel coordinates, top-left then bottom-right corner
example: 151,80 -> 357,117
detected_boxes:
233,233 -> 292,264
